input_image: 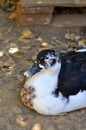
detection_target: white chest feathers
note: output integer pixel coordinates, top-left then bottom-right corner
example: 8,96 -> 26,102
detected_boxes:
25,71 -> 58,97
23,70 -> 86,115
24,69 -> 68,115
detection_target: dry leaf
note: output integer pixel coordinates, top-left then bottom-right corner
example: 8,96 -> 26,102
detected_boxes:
0,50 -> 4,57
21,46 -> 31,50
55,40 -> 63,44
9,12 -> 16,19
21,29 -> 33,38
11,53 -> 23,59
8,47 -> 19,54
37,37 -> 43,43
64,33 -> 70,40
82,39 -> 86,43
75,35 -> 81,41
17,74 -> 24,81
16,115 -> 28,127
10,43 -> 17,47
1,58 -> 15,73
42,42 -> 48,47
78,40 -> 85,47
32,123 -> 42,130
19,29 -> 34,43
18,36 -> 30,43
70,34 -> 76,40
3,38 -> 10,43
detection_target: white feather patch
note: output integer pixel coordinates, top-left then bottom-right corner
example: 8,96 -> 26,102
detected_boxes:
76,49 -> 86,52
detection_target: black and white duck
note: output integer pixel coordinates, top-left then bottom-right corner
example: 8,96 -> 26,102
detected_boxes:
21,48 -> 86,115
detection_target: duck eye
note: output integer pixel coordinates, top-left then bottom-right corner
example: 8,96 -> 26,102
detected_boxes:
46,57 -> 49,59
52,59 -> 56,65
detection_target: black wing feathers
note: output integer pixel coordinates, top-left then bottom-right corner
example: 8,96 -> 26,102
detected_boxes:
56,51 -> 86,98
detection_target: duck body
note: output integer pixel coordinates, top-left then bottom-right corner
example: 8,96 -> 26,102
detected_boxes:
21,49 -> 86,115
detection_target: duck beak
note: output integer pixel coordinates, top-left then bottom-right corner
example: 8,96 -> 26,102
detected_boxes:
24,62 -> 41,77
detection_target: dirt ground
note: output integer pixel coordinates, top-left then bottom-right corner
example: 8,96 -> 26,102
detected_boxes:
0,8 -> 86,130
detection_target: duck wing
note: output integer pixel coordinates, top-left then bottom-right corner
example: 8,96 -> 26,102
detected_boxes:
55,51 -> 86,98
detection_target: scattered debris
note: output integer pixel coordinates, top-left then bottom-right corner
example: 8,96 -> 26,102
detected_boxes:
0,50 -> 4,57
21,30 -> 33,38
37,37 -> 43,43
41,42 -> 48,47
16,115 -> 28,127
9,12 -> 17,19
0,7 -> 86,130
19,29 -> 34,43
75,35 -> 81,41
1,58 -> 15,76
64,33 -> 82,41
70,33 -> 76,40
64,33 -> 70,40
64,32 -> 86,52
9,47 -> 19,54
17,74 -> 24,82
11,53 -> 23,59
32,123 -> 42,130
55,39 -> 64,45
78,40 -> 86,47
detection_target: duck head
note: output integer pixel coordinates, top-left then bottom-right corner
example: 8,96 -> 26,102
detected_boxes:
24,49 -> 61,77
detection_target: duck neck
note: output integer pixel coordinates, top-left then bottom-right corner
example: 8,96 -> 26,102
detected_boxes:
27,63 -> 61,95
49,62 -> 61,76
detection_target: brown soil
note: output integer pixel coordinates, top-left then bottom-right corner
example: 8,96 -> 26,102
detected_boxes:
0,7 -> 86,130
